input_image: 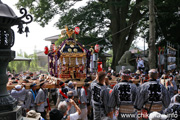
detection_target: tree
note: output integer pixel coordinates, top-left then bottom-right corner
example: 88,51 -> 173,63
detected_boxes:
16,0 -> 148,69
139,0 -> 180,69
8,50 -> 30,73
140,0 -> 180,46
8,50 -> 47,73
155,0 -> 180,45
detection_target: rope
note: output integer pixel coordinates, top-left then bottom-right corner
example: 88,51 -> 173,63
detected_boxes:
86,20 -> 139,46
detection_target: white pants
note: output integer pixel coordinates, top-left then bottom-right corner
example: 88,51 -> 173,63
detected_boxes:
79,107 -> 88,120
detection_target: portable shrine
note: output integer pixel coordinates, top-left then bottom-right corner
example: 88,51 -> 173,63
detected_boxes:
46,26 -> 92,80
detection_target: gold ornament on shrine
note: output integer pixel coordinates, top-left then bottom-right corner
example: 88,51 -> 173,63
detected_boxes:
65,25 -> 74,38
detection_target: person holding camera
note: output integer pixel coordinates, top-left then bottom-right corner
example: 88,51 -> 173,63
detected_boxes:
136,56 -> 145,72
58,97 -> 81,120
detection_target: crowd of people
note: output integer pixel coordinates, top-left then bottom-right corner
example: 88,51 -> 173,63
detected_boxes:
7,68 -> 180,120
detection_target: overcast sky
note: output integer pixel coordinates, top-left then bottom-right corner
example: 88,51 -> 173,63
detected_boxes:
3,0 -> 147,55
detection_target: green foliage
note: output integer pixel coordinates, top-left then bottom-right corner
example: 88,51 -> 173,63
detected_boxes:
16,0 -> 110,47
8,50 -> 47,73
106,50 -> 113,67
29,51 -> 41,72
15,0 -> 149,68
140,0 -> 180,46
55,35 -> 68,46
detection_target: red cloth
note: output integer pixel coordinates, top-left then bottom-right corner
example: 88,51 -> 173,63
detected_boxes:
59,89 -> 68,99
98,62 -> 103,72
47,98 -> 51,111
109,89 -> 113,94
82,86 -> 87,95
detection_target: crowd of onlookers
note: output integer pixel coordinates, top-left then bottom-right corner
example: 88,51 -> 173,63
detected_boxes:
7,68 -> 180,120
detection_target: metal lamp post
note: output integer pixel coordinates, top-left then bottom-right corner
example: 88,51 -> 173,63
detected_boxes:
0,0 -> 32,119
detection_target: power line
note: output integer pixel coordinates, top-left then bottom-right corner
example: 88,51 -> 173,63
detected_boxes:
86,20 -> 139,46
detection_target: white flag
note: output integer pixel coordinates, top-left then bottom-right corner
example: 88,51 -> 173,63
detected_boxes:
76,57 -> 79,65
82,57 -> 84,64
63,57 -> 66,64
69,57 -> 71,65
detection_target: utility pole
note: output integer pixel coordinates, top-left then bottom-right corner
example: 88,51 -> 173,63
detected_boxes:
148,0 -> 156,69
178,44 -> 180,68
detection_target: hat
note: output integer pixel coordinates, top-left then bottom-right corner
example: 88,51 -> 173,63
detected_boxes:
26,110 -> 41,119
49,109 -> 63,120
26,76 -> 31,79
149,112 -> 168,120
122,69 -> 130,76
15,85 -> 21,89
14,74 -> 19,77
23,79 -> 29,83
68,81 -> 73,87
136,70 -> 140,74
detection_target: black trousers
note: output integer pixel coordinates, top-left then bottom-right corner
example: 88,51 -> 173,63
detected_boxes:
52,94 -> 57,105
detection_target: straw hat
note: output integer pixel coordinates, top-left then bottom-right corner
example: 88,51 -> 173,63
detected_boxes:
136,70 -> 141,74
26,110 -> 41,119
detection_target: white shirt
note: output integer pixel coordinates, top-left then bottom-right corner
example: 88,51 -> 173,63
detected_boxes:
70,112 -> 79,120
137,59 -> 144,68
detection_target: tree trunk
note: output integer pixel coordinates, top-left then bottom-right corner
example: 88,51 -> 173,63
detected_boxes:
108,0 -> 147,70
148,0 -> 156,69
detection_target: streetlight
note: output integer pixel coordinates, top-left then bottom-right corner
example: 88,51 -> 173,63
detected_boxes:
0,0 -> 32,119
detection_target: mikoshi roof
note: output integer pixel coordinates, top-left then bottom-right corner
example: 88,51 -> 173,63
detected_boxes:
58,38 -> 87,54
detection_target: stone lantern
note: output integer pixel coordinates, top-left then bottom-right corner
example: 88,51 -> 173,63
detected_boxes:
0,0 -> 32,119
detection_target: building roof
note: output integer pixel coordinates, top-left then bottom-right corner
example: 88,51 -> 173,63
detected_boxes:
14,56 -> 32,61
100,53 -> 112,57
44,35 -> 59,43
36,51 -> 47,57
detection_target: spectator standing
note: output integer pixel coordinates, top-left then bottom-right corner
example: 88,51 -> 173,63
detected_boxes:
56,82 -> 69,108
91,72 -> 110,120
136,56 -> 145,72
35,82 -> 47,119
79,83 -> 90,120
25,83 -> 37,111
108,69 -> 137,120
134,69 -> 170,120
11,84 -> 27,116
